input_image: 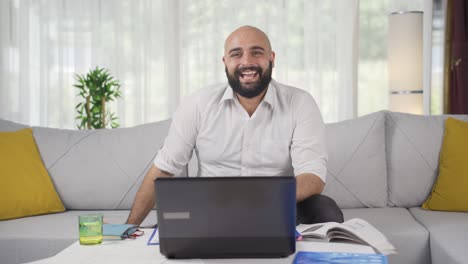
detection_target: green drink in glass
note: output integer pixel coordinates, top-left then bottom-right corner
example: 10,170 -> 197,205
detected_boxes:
79,214 -> 103,245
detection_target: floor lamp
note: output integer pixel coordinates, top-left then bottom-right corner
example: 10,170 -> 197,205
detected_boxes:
388,11 -> 424,114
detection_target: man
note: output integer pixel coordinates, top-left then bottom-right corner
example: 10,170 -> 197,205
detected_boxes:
126,25 -> 343,226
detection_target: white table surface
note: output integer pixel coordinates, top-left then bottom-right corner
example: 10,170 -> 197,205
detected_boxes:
25,228 -> 374,264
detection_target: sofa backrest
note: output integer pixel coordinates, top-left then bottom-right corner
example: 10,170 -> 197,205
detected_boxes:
0,118 -> 173,210
34,120 -> 174,210
3,111 -> 467,210
0,119 -> 29,131
385,112 -> 468,208
322,111 -> 387,208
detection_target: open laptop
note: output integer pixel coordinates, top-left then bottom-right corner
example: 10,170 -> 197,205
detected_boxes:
155,176 -> 296,259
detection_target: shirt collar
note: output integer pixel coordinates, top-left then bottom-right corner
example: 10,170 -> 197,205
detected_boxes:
220,79 -> 277,109
262,80 -> 276,109
220,85 -> 235,102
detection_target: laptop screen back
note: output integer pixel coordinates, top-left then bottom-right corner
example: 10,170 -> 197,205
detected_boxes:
155,176 -> 296,259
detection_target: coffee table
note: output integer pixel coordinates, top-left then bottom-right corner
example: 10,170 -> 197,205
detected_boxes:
25,228 -> 374,264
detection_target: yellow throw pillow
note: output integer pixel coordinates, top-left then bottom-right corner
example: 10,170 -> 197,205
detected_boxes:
423,117 -> 468,212
0,128 -> 65,220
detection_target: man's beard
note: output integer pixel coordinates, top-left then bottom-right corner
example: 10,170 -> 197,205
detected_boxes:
225,61 -> 273,99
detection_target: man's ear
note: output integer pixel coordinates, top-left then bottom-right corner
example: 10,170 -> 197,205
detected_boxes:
270,51 -> 276,67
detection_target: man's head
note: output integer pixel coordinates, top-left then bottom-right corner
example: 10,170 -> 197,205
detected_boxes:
223,26 -> 275,98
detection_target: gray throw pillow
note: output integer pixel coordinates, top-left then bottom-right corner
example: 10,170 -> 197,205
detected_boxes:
32,120 -> 172,210
386,112 -> 468,207
323,111 -> 387,208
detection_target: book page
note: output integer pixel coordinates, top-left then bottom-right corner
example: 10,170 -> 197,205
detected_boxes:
328,218 -> 396,255
296,222 -> 341,239
326,230 -> 367,244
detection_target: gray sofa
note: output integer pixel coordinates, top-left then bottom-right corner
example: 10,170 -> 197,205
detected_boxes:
1,111 -> 468,264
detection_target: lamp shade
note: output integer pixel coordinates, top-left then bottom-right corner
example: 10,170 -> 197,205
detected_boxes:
388,11 -> 423,114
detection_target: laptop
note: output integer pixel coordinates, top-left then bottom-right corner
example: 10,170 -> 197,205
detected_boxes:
155,176 -> 296,259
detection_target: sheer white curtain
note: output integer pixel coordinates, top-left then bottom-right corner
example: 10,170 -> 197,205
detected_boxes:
180,0 -> 359,122
0,0 -> 177,128
0,0 -> 359,128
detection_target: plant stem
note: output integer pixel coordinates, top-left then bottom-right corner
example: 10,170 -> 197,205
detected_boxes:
85,96 -> 91,130
101,96 -> 106,128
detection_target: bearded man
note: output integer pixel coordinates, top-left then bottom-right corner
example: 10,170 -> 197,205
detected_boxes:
126,26 -> 343,226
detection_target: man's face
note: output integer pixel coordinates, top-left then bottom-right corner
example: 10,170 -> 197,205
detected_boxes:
223,28 -> 275,98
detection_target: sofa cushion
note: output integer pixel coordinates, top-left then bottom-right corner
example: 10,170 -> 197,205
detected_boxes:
423,117 -> 468,211
0,210 -> 157,264
410,207 -> 468,264
0,128 -> 65,220
32,120 -> 172,210
343,207 -> 430,264
0,118 -> 29,131
323,111 -> 387,208
386,112 -> 468,207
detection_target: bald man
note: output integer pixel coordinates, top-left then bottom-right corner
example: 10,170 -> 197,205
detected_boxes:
126,26 -> 343,226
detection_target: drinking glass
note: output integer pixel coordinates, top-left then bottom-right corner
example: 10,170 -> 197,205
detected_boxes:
78,214 -> 103,245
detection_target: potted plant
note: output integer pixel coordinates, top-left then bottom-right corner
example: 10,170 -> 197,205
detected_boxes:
74,67 -> 122,129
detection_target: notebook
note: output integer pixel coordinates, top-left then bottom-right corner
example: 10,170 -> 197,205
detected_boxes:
155,176 -> 296,259
293,251 -> 388,264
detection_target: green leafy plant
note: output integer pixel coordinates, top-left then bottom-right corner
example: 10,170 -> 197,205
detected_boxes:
74,67 -> 122,129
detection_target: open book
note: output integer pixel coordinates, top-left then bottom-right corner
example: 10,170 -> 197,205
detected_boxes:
296,218 -> 396,255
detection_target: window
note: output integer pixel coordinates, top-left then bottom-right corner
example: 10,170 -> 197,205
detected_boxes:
0,0 -> 435,128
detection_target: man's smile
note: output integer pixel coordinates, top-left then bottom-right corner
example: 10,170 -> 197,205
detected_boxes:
239,69 -> 260,83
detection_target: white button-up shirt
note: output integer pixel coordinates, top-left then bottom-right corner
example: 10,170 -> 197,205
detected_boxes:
154,79 -> 328,182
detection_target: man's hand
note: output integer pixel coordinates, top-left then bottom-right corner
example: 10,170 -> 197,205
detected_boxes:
126,165 -> 173,225
296,173 -> 324,202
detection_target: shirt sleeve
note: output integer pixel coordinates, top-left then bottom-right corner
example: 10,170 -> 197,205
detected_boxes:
154,95 -> 199,176
290,92 -> 328,182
